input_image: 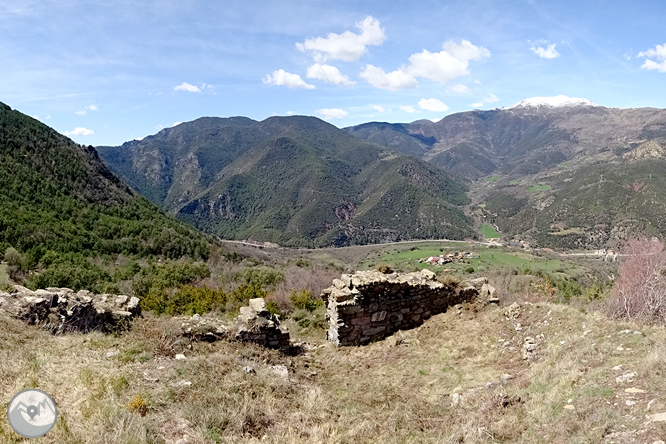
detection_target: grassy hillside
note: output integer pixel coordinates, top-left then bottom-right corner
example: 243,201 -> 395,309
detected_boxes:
0,101 -> 212,291
479,160 -> 666,249
6,289 -> 666,443
99,116 -> 475,247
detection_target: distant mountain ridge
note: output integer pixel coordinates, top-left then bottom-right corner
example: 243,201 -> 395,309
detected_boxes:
98,116 -> 475,247
346,101 -> 666,179
345,99 -> 666,248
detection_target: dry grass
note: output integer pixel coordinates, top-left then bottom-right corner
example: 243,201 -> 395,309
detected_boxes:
4,295 -> 666,443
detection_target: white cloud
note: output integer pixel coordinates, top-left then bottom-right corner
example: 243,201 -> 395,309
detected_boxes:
306,63 -> 355,85
360,40 -> 489,90
469,93 -> 500,108
174,82 -> 202,93
418,98 -> 449,112
484,93 -> 500,103
447,83 -> 471,94
315,108 -> 348,120
296,16 -> 385,62
474,79 -> 482,85
359,65 -> 418,91
86,104 -> 98,111
370,105 -> 386,113
530,42 -> 560,59
400,105 -> 417,113
263,69 -> 315,89
75,110 -> 86,115
406,40 -> 490,83
638,43 -> 666,72
64,127 -> 94,136
285,111 -> 297,115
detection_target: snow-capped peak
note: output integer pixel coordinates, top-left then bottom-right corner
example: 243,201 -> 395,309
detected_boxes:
507,95 -> 598,109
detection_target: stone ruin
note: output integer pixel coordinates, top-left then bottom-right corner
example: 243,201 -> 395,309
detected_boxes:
0,285 -> 141,334
322,270 -> 496,346
0,284 -> 292,351
234,298 -> 291,350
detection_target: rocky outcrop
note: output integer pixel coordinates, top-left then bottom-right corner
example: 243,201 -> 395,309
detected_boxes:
234,298 -> 290,350
0,285 -> 141,334
322,270 -> 486,346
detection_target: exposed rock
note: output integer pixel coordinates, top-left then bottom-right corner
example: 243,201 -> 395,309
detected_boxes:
175,354 -> 187,360
480,283 -> 497,299
504,302 -> 522,320
243,366 -> 256,374
616,371 -> 638,384
0,285 -> 141,334
522,337 -> 538,362
270,365 -> 289,379
467,277 -> 488,289
235,298 -> 290,350
624,138 -> 666,160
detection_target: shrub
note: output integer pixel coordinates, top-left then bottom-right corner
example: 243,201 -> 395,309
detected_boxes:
4,247 -> 22,267
608,238 -> 666,322
266,300 -> 282,317
289,288 -> 323,312
291,307 -> 327,329
464,266 -> 475,274
375,263 -> 393,274
235,266 -> 283,288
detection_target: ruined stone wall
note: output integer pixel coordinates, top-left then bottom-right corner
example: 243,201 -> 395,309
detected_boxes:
322,270 -> 483,346
0,285 -> 141,334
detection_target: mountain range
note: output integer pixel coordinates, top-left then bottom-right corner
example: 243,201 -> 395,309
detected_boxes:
5,95 -> 666,253
97,116 -> 474,247
346,98 -> 666,248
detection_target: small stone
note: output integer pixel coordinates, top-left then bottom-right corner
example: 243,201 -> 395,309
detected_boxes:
563,405 -> 575,410
625,387 -> 647,394
106,351 -> 119,359
270,365 -> 288,379
191,314 -> 201,322
175,380 -> 192,387
625,400 -> 637,406
451,393 -> 463,406
650,412 -> 666,422
612,365 -> 623,371
616,371 -> 637,384
175,354 -> 187,360
243,366 -> 256,374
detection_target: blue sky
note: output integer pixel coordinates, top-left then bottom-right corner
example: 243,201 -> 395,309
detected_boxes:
2,0 -> 665,146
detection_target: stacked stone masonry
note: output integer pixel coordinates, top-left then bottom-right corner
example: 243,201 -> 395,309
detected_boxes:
322,270 -> 485,346
0,285 -> 141,334
235,298 -> 290,350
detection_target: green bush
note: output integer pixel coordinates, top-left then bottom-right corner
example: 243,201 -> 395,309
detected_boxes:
235,266 -> 283,288
290,288 -> 323,312
291,306 -> 327,329
28,263 -> 110,293
464,266 -> 475,274
132,260 -> 210,299
4,247 -> 22,267
266,300 -> 282,317
230,284 -> 267,304
141,284 -> 229,316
